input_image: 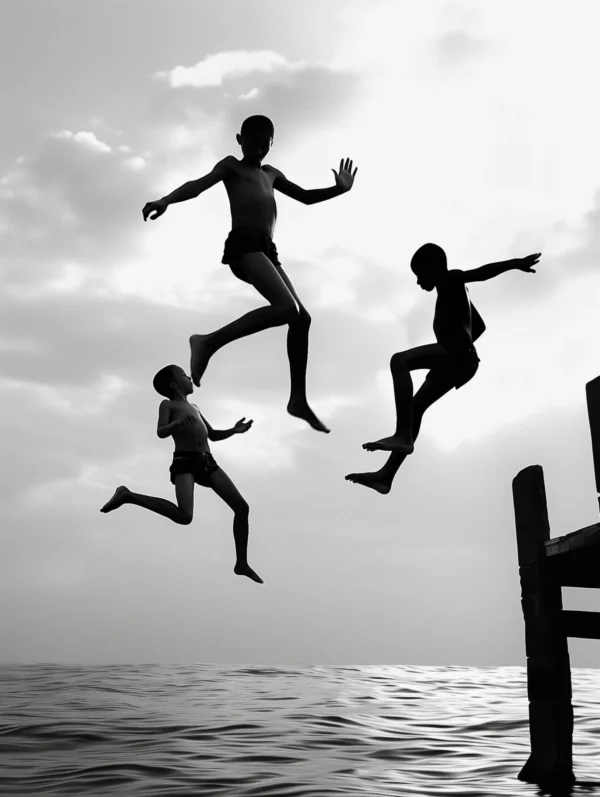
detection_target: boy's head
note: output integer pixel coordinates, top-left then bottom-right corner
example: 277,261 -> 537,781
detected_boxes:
236,115 -> 274,165
153,365 -> 193,399
410,243 -> 447,291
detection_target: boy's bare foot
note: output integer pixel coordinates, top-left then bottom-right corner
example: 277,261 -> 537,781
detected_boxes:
287,398 -> 330,433
100,485 -> 130,513
363,435 -> 414,454
345,472 -> 391,495
190,334 -> 214,386
234,562 -> 264,584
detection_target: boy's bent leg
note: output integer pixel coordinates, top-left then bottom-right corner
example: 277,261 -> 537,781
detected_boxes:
208,468 -> 263,584
363,343 -> 446,453
100,474 -> 194,524
190,252 -> 299,385
348,367 -> 453,492
274,264 -> 329,433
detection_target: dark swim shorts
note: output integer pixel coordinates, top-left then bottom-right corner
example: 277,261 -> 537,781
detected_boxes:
169,451 -> 220,487
221,228 -> 281,281
426,345 -> 480,391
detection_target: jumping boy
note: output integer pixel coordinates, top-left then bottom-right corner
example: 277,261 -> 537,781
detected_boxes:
346,243 -> 541,494
142,115 -> 357,434
100,364 -> 263,584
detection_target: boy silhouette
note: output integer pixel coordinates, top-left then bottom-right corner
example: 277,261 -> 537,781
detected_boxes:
142,115 -> 357,434
101,364 -> 263,584
346,243 -> 541,494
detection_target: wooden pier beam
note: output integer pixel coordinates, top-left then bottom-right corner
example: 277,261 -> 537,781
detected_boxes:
586,376 -> 600,512
512,465 -> 574,787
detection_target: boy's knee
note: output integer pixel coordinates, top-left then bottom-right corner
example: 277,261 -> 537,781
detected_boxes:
390,351 -> 407,370
294,306 -> 311,328
274,299 -> 299,325
235,500 -> 250,517
179,510 -> 193,525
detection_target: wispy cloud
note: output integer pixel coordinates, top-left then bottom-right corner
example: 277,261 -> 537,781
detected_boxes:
156,50 -> 305,88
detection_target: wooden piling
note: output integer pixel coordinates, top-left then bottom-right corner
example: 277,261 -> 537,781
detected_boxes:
586,375 -> 600,511
512,465 -> 574,786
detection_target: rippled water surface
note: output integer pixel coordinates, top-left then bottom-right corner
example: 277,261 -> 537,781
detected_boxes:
1,664 -> 600,796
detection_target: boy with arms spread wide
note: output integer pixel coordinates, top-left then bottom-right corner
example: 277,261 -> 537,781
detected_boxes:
101,365 -> 263,584
142,115 -> 357,434
346,243 -> 541,494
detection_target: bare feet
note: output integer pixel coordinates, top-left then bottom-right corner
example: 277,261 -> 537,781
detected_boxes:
100,485 -> 130,513
363,435 -> 414,454
234,562 -> 264,584
287,398 -> 330,433
190,334 -> 214,386
345,472 -> 391,495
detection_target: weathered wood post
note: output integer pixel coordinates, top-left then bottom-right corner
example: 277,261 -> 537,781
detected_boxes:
586,375 -> 600,512
512,465 -> 574,786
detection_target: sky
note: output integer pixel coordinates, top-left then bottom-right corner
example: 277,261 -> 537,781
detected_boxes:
2,0 -> 600,666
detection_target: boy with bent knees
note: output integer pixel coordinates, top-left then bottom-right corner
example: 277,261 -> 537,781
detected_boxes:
346,243 -> 541,494
142,115 -> 357,433
101,365 -> 262,584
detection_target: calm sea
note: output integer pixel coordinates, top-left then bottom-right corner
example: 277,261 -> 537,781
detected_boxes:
1,664 -> 599,796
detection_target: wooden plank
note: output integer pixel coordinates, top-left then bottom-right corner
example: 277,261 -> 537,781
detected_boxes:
562,610 -> 600,640
586,376 -> 600,495
545,523 -> 600,557
546,548 -> 600,588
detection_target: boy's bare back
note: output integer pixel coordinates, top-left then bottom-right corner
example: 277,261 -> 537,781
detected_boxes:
433,270 -> 485,350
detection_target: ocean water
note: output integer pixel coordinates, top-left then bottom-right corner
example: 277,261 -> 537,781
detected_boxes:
1,664 -> 600,796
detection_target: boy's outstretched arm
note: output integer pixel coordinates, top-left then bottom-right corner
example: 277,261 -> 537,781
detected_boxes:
201,413 -> 253,442
272,158 -> 357,205
463,252 -> 541,283
142,156 -> 235,221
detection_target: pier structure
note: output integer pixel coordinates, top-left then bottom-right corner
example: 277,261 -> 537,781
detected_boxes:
512,376 -> 600,786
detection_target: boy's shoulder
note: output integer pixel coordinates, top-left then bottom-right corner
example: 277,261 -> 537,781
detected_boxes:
439,269 -> 467,288
262,163 -> 283,176
214,155 -> 241,176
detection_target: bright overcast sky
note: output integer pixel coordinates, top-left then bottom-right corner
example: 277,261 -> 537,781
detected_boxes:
2,0 -> 600,666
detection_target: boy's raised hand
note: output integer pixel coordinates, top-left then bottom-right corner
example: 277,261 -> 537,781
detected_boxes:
332,158 -> 358,192
234,417 -> 253,434
143,199 -> 168,222
515,252 -> 541,273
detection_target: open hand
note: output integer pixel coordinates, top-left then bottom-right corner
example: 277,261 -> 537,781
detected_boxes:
234,417 -> 253,434
142,199 -> 168,222
515,252 -> 541,273
332,158 -> 358,192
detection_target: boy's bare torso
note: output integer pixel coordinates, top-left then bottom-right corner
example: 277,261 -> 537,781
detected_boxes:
222,156 -> 279,237
433,270 -> 485,350
168,400 -> 211,453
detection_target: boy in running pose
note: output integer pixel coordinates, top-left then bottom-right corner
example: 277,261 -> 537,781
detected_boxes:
100,364 -> 263,584
142,115 -> 358,434
346,243 -> 541,494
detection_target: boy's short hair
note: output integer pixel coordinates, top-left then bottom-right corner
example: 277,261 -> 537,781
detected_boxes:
153,365 -> 179,398
411,243 -> 447,272
240,115 -> 274,138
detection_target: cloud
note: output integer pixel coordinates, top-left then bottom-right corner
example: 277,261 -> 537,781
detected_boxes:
156,51 -> 305,88
147,51 -> 362,159
0,129 -> 153,286
434,30 -> 489,68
